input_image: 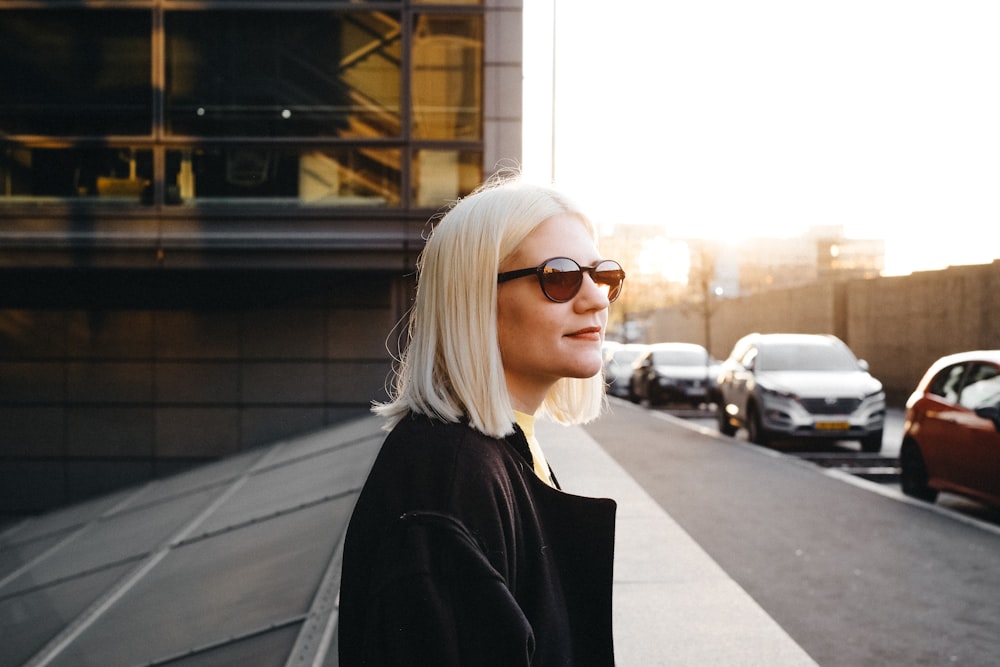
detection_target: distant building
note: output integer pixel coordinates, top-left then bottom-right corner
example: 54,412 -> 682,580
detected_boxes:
691,226 -> 884,297
603,223 -> 884,302
0,1 -> 521,517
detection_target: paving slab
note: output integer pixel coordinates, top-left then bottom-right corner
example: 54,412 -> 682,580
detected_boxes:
539,419 -> 819,666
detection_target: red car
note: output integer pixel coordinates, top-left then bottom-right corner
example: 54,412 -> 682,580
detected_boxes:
900,350 -> 1000,508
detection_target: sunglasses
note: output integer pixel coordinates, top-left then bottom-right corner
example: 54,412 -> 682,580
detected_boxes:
497,257 -> 625,303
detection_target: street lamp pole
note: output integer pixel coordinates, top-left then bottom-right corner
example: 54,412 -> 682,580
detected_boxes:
550,0 -> 557,184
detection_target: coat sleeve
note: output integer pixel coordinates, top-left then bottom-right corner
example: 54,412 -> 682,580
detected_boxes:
355,511 -> 534,667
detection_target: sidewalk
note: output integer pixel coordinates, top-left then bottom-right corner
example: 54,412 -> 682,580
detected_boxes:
1,414 -> 819,666
538,419 -> 819,666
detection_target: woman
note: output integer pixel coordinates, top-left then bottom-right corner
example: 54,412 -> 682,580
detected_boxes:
338,174 -> 625,666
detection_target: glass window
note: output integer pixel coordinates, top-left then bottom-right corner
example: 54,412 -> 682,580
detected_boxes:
165,11 -> 402,138
169,0 -> 401,3
166,146 -> 401,206
652,349 -> 709,366
757,343 -> 858,372
412,14 -> 483,140
1,147 -> 153,204
739,347 -> 758,369
929,364 -> 966,403
958,363 -> 1000,410
412,149 -> 481,207
0,10 -> 151,136
0,5 -> 484,210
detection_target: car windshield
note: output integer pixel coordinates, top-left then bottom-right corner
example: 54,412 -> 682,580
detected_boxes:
614,350 -> 643,365
652,349 -> 707,366
757,343 -> 859,372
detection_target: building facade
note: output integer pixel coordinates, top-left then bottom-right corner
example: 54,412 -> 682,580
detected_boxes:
0,0 -> 523,517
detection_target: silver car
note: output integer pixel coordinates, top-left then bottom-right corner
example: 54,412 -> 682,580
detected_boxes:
604,344 -> 648,397
714,333 -> 886,451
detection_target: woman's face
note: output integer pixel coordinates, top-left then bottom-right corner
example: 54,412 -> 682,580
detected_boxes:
497,213 -> 610,412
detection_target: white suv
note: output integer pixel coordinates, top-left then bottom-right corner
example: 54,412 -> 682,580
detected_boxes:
713,333 -> 886,451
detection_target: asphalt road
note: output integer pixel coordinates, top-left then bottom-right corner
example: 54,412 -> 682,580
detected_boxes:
585,399 -> 1000,667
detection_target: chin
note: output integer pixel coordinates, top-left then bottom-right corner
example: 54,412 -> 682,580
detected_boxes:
570,361 -> 604,379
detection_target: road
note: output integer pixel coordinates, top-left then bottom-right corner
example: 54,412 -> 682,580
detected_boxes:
585,398 -> 1000,667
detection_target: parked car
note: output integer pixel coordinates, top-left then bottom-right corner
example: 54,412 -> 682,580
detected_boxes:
604,344 -> 648,397
899,350 -> 1000,508
628,342 -> 716,407
714,333 -> 886,450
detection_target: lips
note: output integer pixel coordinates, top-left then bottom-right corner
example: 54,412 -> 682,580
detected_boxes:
566,326 -> 603,339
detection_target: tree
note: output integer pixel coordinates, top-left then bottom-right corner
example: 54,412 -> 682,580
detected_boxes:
679,241 -> 721,352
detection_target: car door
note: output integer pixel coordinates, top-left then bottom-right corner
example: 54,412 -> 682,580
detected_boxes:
917,362 -> 969,484
952,362 -> 1000,500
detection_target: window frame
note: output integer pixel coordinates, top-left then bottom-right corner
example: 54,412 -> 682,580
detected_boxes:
0,0 -> 484,212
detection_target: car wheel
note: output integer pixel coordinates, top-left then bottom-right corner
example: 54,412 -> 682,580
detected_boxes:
860,429 -> 883,453
717,401 -> 737,436
747,404 -> 771,445
628,381 -> 639,404
899,440 -> 938,502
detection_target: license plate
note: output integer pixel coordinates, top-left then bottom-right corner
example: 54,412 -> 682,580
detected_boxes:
815,421 -> 850,430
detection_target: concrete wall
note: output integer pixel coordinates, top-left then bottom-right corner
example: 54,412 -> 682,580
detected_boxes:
0,271 -> 402,515
484,0 -> 524,173
645,260 -> 1000,406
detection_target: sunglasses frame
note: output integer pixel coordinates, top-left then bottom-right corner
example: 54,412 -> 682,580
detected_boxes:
497,257 -> 625,303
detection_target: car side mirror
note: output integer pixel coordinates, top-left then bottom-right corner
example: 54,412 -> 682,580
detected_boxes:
858,359 -> 870,372
975,406 -> 1000,431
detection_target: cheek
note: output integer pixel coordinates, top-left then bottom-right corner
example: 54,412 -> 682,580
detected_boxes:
497,295 -> 557,354
497,296 -> 529,350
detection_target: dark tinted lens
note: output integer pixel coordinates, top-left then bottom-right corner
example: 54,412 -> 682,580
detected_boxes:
540,258 -> 584,301
594,260 -> 625,302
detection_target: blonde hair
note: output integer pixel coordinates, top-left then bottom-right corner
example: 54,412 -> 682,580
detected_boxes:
374,174 -> 608,437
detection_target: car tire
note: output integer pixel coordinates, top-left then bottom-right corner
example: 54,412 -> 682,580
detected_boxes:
899,440 -> 938,503
717,401 -> 737,436
747,404 -> 771,445
628,381 -> 639,404
860,429 -> 883,453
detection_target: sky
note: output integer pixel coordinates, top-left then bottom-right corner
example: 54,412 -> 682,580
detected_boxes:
521,1 -> 1000,276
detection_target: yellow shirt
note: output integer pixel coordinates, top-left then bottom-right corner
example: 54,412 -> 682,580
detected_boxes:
514,411 -> 554,487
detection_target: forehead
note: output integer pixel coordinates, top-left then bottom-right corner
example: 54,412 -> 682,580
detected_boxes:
512,214 -> 598,264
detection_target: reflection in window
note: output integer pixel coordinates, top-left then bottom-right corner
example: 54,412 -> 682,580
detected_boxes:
413,150 -> 481,207
0,10 -> 151,136
1,5 -> 483,210
412,14 -> 483,140
167,147 -> 401,206
959,364 -> 1000,410
758,344 -> 859,372
929,364 -> 966,403
165,11 -> 402,138
1,147 -> 153,203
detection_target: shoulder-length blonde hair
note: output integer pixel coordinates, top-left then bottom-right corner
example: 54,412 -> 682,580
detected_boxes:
373,174 -> 608,437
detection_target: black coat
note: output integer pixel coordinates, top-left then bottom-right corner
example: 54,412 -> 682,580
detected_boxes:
338,413 -> 617,666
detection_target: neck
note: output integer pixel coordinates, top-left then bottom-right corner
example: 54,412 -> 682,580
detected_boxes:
507,382 -> 548,416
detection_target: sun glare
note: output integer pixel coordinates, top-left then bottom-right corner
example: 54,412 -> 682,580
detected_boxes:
523,1 -> 1000,277
637,238 -> 690,284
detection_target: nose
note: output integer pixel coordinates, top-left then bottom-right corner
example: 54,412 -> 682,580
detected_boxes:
575,271 -> 612,310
